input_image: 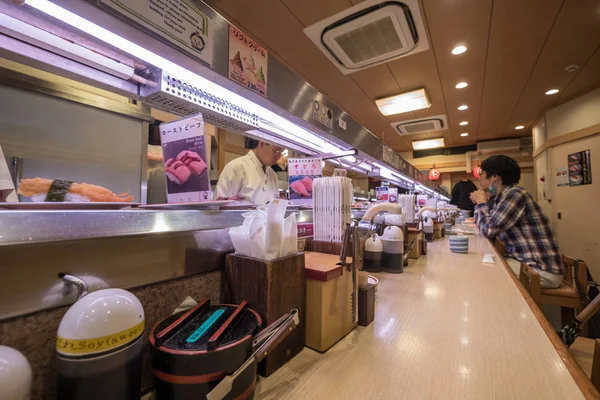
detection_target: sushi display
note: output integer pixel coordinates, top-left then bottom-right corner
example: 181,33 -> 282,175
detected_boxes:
165,150 -> 207,185
18,178 -> 134,202
290,176 -> 313,198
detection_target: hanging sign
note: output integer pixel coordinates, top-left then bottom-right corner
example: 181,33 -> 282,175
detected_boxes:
312,100 -> 333,129
568,150 -> 592,186
473,165 -> 482,179
101,0 -> 213,66
160,113 -> 211,203
228,26 -> 268,97
556,166 -> 569,187
429,167 -> 440,181
288,157 -> 322,206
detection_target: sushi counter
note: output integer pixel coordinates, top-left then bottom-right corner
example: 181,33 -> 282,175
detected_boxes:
1,207 -> 597,399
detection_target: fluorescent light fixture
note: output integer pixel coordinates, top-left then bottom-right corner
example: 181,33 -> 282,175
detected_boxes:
24,0 -> 346,155
460,133 -> 469,137
457,105 -> 468,111
373,163 -> 415,184
0,13 -> 133,79
515,125 -> 525,130
376,88 -> 431,116
545,89 -> 559,95
455,82 -> 468,89
459,121 -> 468,126
452,45 -> 467,55
412,138 -> 445,150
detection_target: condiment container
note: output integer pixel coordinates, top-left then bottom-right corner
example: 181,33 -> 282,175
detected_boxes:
423,218 -> 434,242
0,346 -> 31,400
381,226 -> 404,274
56,288 -> 145,400
363,235 -> 383,273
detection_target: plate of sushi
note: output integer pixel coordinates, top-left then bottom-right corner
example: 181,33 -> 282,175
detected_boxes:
2,178 -> 138,209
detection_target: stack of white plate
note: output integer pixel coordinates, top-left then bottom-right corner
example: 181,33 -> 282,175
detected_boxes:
449,235 -> 469,253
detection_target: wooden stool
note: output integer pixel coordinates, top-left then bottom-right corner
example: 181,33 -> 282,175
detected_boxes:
494,237 -> 506,256
519,256 -> 588,326
569,337 -> 600,390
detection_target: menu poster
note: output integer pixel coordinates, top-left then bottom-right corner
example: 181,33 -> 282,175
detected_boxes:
376,186 -> 389,201
288,157 -> 322,206
388,188 -> 398,203
229,26 -> 268,97
417,195 -> 428,207
160,113 -> 211,203
568,150 -> 592,187
101,0 -> 213,66
556,166 -> 569,187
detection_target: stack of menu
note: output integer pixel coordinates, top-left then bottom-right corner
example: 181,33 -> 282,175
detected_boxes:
313,176 -> 353,243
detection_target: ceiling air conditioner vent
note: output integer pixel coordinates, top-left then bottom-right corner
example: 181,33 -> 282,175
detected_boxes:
477,139 -> 521,154
304,0 -> 430,74
392,115 -> 447,135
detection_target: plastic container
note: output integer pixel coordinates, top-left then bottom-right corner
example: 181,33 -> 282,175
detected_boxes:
380,226 -> 404,274
363,235 -> 383,273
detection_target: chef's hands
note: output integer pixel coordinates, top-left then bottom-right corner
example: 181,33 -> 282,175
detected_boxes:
470,190 -> 488,205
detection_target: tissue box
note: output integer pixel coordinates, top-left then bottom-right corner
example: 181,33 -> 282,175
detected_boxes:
450,236 -> 469,253
226,252 -> 305,376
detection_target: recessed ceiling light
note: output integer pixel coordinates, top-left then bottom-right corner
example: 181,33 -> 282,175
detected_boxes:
460,133 -> 469,137
412,138 -> 445,150
457,105 -> 468,111
545,89 -> 559,95
515,125 -> 525,130
375,88 -> 431,116
455,82 -> 468,89
452,45 -> 467,55
459,121 -> 468,126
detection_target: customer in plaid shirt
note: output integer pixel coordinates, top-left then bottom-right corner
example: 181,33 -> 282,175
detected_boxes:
470,155 -> 563,288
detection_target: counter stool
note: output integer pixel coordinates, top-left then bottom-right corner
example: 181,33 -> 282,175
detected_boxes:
569,337 -> 600,390
519,256 -> 589,326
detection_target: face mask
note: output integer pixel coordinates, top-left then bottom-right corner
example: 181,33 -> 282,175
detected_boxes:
488,179 -> 497,197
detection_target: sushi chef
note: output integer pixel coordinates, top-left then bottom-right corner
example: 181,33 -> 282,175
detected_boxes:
215,139 -> 282,204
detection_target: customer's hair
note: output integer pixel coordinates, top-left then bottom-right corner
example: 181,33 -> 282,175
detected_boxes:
480,155 -> 521,185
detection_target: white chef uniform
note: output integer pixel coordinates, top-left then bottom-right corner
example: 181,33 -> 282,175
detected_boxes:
215,150 -> 279,205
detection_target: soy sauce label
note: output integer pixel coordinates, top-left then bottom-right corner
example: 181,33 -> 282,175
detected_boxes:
56,320 -> 144,356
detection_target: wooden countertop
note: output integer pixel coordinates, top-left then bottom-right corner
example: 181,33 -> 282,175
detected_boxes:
256,235 -> 596,399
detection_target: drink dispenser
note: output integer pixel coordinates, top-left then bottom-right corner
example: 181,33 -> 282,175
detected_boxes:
423,218 -> 434,242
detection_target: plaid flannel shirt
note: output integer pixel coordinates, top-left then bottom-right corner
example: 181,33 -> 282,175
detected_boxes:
474,185 -> 563,275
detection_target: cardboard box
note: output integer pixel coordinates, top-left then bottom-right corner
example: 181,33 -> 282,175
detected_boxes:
408,229 -> 423,259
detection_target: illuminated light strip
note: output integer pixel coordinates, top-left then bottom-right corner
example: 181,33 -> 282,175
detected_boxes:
25,0 -> 345,155
373,162 -> 415,184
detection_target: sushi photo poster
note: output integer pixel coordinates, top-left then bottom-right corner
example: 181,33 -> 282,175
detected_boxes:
568,150 -> 592,187
160,113 -> 211,203
288,157 -> 322,206
229,26 -> 268,97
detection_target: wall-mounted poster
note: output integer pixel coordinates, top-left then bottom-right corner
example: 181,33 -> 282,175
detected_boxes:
160,114 -> 211,203
568,150 -> 592,187
101,0 -> 213,66
288,157 -> 322,206
229,26 -> 268,97
556,166 -> 569,187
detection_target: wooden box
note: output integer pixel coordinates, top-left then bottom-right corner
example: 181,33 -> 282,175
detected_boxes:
304,252 -> 357,352
434,221 -> 443,239
226,252 -> 305,377
408,228 -> 423,259
358,284 -> 375,327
